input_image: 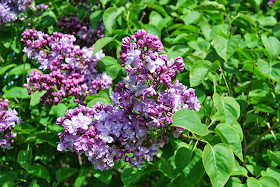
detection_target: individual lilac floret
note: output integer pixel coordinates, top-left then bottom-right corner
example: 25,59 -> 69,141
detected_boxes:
21,29 -> 112,105
0,99 -> 21,149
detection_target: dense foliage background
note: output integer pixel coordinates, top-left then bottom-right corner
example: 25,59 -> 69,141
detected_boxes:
1,0 -> 280,186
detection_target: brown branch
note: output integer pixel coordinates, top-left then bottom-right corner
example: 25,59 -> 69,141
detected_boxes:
245,113 -> 269,134
219,65 -> 231,96
246,121 -> 280,151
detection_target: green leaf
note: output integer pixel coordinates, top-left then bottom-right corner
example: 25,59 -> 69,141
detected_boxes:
213,94 -> 240,126
35,143 -> 52,165
258,59 -> 280,82
202,143 -> 234,187
246,164 -> 266,177
4,87 -> 30,99
103,7 -> 118,33
30,91 -> 47,106
18,149 -> 32,170
259,176 -> 280,187
0,64 -> 16,75
232,121 -> 243,141
84,88 -> 110,103
254,104 -> 275,114
56,168 -> 79,183
167,45 -> 190,59
190,60 -> 212,87
146,24 -> 161,40
92,169 -> 113,184
50,103 -> 67,117
89,10 -> 103,29
192,2 -> 225,12
0,29 -> 13,48
247,177 -> 262,187
8,63 -> 31,76
213,35 -> 241,61
149,11 -> 162,26
77,6 -> 87,22
267,150 -> 280,166
155,158 -> 178,179
158,17 -> 173,30
38,11 -> 57,29
121,164 -> 148,186
266,167 -> 280,184
261,34 -> 280,61
172,108 -> 209,136
175,147 -> 205,185
92,36 -> 116,56
232,14 -> 257,33
0,171 -> 17,185
97,56 -> 121,80
87,97 -> 110,107
74,167 -> 88,187
215,124 -> 243,161
28,164 -> 50,182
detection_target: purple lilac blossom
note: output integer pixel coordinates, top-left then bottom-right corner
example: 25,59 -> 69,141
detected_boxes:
0,0 -> 33,25
21,29 -> 111,105
57,29 -> 201,170
0,99 -> 21,149
57,12 -> 104,46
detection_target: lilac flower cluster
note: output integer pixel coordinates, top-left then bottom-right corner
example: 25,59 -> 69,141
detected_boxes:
28,3 -> 50,11
21,29 -> 112,105
57,13 -> 104,46
57,0 -> 103,46
57,30 -> 201,170
0,0 -> 33,25
269,0 -> 277,7
0,99 -> 20,149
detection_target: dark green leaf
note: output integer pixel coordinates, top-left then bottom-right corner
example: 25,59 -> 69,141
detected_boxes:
56,168 -> 79,183
74,167 -> 88,187
92,169 -> 112,184
28,164 -> 50,182
18,149 -> 32,170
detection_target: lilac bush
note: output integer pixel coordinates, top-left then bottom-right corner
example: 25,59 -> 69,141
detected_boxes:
0,99 -> 20,149
21,29 -> 112,105
57,29 -> 201,170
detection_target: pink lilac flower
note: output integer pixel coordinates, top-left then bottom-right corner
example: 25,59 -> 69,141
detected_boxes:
21,29 -> 112,105
0,99 -> 21,149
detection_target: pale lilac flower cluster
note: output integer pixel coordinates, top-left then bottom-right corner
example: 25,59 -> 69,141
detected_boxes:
57,13 -> 104,46
57,30 -> 200,170
57,104 -> 165,170
115,29 -> 200,131
21,29 -> 112,105
28,3 -> 49,11
0,99 -> 20,149
269,0 -> 277,7
0,0 -> 33,25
